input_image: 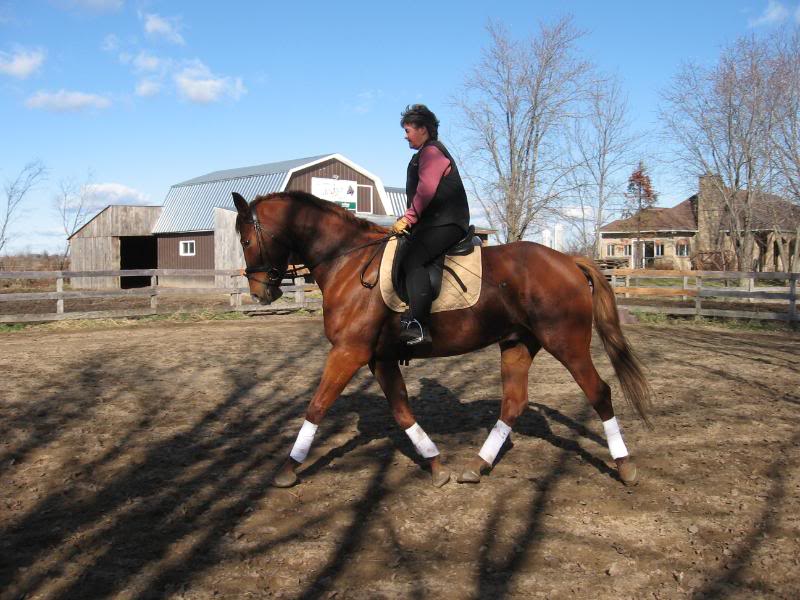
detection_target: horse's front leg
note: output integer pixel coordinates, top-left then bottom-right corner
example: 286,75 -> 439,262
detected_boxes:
273,345 -> 370,487
370,359 -> 450,487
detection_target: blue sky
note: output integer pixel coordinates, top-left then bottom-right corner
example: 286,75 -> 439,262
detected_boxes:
0,0 -> 796,253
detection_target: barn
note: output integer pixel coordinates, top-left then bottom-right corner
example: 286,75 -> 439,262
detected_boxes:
68,204 -> 162,289
70,153 -> 492,289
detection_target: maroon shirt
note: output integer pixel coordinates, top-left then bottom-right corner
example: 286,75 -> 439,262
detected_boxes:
403,144 -> 451,225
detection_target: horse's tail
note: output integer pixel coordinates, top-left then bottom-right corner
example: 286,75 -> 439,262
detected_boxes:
574,256 -> 653,428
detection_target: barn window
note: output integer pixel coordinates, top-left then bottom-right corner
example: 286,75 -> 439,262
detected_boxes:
676,242 -> 690,257
624,244 -> 632,256
179,240 -> 196,256
607,244 -> 615,257
655,243 -> 665,257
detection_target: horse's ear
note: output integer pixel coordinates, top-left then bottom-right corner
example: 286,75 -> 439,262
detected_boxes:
232,192 -> 249,215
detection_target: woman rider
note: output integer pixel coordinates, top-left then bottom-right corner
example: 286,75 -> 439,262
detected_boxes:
391,104 -> 471,345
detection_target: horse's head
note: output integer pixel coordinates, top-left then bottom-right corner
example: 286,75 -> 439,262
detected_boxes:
232,192 -> 289,305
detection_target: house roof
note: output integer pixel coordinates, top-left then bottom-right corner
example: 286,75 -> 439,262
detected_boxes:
601,198 -> 697,233
152,154 -> 394,234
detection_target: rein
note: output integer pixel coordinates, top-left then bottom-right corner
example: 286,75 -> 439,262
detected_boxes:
241,206 -> 397,288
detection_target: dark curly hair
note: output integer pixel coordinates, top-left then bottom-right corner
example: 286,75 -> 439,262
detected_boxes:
400,104 -> 439,140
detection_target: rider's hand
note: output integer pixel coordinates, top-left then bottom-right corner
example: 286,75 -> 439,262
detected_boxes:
391,217 -> 410,235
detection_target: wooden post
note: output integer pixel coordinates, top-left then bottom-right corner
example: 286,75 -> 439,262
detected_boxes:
695,275 -> 703,320
611,274 -> 617,291
682,275 -> 688,301
229,274 -> 242,307
56,276 -> 64,314
150,275 -> 158,312
747,274 -> 754,304
294,276 -> 305,307
789,273 -> 797,327
625,275 -> 630,299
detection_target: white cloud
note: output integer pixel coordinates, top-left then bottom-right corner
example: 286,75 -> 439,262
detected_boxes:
350,89 -> 383,114
82,183 -> 150,210
26,90 -> 111,112
0,47 -> 46,79
135,79 -> 160,97
174,60 -> 245,103
102,34 -> 120,52
748,0 -> 790,26
143,13 -> 185,45
132,51 -> 162,72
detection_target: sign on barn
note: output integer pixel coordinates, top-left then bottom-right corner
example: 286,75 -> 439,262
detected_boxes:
311,177 -> 358,211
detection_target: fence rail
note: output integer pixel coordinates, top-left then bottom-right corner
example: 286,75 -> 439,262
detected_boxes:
0,269 -> 320,323
603,269 -> 798,323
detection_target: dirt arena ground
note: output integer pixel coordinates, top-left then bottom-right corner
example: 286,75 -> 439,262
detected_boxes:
0,317 -> 798,599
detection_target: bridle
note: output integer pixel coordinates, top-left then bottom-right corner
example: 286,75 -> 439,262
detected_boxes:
240,201 -> 402,291
240,207 -> 300,287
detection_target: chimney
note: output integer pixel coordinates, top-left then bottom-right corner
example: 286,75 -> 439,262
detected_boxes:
696,173 -> 725,254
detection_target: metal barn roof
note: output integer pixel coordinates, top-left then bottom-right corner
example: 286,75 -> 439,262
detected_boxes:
153,154 -> 397,234
384,186 -> 407,217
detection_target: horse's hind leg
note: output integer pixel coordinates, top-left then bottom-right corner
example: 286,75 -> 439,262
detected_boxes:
458,338 -> 538,483
370,359 -> 450,487
547,341 -> 638,486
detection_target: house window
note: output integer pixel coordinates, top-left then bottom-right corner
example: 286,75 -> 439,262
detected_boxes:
624,244 -> 632,257
655,243 -> 665,257
179,240 -> 196,256
607,244 -> 615,257
676,243 -> 690,257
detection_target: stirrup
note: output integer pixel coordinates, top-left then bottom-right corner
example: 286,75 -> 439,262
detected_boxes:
399,318 -> 431,346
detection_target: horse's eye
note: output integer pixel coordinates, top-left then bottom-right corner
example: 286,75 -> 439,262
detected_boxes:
242,239 -> 250,247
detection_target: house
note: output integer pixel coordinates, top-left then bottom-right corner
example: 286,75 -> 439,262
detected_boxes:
600,175 -> 800,271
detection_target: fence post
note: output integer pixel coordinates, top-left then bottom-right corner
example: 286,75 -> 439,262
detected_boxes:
56,276 -> 64,314
229,274 -> 242,307
747,274 -> 754,304
625,275 -> 630,299
695,275 -> 703,320
150,274 -> 158,313
789,273 -> 797,326
682,275 -> 688,301
294,276 -> 305,307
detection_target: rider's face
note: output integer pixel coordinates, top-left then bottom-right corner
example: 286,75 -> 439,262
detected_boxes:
403,124 -> 429,150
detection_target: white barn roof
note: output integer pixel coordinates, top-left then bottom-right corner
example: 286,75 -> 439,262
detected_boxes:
153,154 -> 395,234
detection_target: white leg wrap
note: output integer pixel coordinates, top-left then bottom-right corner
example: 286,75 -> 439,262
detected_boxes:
404,422 -> 439,459
478,420 -> 512,465
289,419 -> 318,463
603,417 -> 629,459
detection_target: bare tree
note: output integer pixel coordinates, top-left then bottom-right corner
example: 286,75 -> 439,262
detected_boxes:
661,35 -> 774,271
453,17 -> 590,243
568,75 -> 639,257
1,160 -> 47,255
53,173 -> 95,268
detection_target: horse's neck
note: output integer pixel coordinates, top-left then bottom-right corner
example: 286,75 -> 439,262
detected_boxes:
289,204 -> 380,288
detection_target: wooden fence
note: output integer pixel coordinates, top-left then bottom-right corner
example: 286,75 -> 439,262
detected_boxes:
2,267 -> 797,325
0,269 -> 320,324
603,269 -> 798,323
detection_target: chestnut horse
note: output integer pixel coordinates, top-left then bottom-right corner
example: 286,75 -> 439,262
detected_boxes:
232,191 -> 651,488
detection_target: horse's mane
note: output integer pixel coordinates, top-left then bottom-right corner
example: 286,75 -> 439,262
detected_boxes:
250,191 -> 387,234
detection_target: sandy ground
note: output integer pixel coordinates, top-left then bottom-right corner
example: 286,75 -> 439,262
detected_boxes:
0,317 -> 798,600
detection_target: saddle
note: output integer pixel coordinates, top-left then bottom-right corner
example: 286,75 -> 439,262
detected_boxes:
390,225 -> 479,305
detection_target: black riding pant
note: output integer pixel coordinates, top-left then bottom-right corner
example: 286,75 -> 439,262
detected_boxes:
402,224 -> 465,325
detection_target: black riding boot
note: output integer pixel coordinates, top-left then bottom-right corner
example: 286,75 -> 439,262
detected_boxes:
400,265 -> 434,346
399,312 -> 432,345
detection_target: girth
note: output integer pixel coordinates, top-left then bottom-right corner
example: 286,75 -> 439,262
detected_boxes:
391,225 -> 478,304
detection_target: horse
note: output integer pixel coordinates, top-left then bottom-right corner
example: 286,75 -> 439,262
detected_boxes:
232,190 -> 651,488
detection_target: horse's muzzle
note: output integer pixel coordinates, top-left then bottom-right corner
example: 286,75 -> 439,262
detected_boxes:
252,286 -> 283,305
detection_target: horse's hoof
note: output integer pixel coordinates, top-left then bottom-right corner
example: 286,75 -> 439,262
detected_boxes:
272,470 -> 298,488
432,469 -> 450,488
457,468 -> 482,484
618,461 -> 639,486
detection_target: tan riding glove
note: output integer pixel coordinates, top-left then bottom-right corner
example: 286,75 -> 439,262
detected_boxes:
391,217 -> 410,235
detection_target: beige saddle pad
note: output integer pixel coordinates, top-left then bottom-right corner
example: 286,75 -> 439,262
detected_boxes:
379,237 -> 482,313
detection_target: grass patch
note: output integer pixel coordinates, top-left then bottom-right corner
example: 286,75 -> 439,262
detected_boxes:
630,310 -> 792,332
